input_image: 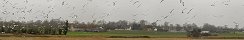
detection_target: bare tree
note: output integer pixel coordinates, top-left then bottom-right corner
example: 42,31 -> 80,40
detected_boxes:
175,24 -> 182,31
202,23 -> 217,33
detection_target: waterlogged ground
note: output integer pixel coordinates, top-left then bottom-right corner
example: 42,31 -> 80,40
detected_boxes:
0,37 -> 243,40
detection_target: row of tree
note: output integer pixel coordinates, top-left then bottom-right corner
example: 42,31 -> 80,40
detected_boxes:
0,19 -> 242,34
71,20 -> 243,33
0,19 -> 68,35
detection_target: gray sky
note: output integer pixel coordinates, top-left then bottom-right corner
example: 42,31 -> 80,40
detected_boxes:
1,0 -> 244,28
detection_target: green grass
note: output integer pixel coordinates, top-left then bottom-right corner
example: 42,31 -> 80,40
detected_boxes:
217,32 -> 244,37
67,30 -> 186,38
67,30 -> 244,38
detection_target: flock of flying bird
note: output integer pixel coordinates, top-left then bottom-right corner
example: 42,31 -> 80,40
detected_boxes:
0,0 -> 237,24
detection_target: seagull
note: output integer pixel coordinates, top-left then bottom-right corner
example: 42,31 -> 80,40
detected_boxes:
113,2 -> 116,6
156,20 -> 161,22
181,8 -> 186,13
72,15 -> 78,18
100,14 -> 109,19
82,3 -> 88,8
72,7 -> 76,10
87,0 -> 93,2
12,13 -> 14,15
180,0 -> 182,3
44,16 -> 49,18
133,15 -> 137,16
106,13 -> 110,16
3,0 -> 9,4
47,6 -> 51,8
137,4 -> 142,8
169,9 -> 174,14
62,1 -> 65,5
83,4 -> 86,8
160,0 -> 164,3
2,11 -> 8,14
130,0 -> 134,2
44,14 -> 49,18
233,22 -> 237,24
211,1 -> 217,6
191,15 -> 196,19
19,17 -> 26,19
182,2 -> 185,6
27,9 -> 32,13
233,21 -> 239,27
152,20 -> 161,25
133,1 -> 139,5
227,0 -> 230,2
91,13 -> 95,18
2,5 -> 5,7
211,4 -> 215,6
12,6 -> 16,8
58,17 -> 62,19
21,10 -> 25,13
164,16 -> 169,19
224,4 -> 229,6
24,0 -> 28,3
187,9 -> 193,14
23,17 -> 26,19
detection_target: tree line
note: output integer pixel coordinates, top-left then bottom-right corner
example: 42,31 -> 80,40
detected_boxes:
72,20 -> 243,33
0,19 -> 68,35
0,19 -> 242,34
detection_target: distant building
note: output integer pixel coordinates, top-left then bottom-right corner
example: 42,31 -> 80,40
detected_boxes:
114,26 -> 131,30
201,31 -> 209,33
69,27 -> 84,32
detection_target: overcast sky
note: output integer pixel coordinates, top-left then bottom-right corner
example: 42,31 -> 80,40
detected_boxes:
1,0 -> 244,28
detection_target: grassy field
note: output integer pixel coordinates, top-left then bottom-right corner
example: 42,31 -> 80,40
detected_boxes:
217,32 -> 244,37
67,30 -> 244,38
1,37 -> 244,40
1,30 -> 244,40
67,30 -> 186,38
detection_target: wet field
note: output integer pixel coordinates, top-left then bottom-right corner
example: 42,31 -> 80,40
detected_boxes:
0,37 -> 243,40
